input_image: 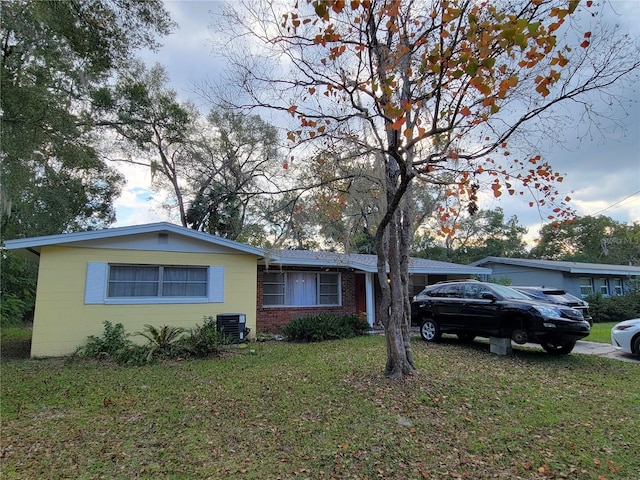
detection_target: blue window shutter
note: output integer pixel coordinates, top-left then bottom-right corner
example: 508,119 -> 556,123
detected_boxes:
208,266 -> 225,302
85,262 -> 107,304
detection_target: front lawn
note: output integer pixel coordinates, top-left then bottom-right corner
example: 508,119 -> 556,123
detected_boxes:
1,336 -> 638,479
585,322 -> 617,344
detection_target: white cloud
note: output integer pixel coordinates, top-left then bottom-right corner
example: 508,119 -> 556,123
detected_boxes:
112,163 -> 175,227
115,0 -> 640,239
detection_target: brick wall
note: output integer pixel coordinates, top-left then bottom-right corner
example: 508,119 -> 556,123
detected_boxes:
256,266 -> 357,333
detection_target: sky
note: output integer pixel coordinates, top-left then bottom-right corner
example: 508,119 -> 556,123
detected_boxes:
113,0 -> 640,244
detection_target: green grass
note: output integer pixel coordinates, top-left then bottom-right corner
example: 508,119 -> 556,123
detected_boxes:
2,336 -> 639,479
585,322 -> 617,344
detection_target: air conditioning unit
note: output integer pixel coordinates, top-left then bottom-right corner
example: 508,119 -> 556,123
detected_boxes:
216,314 -> 248,343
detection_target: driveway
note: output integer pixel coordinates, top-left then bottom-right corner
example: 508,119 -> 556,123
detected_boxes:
523,340 -> 639,363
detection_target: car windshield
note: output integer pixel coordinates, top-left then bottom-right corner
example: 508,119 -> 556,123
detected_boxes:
545,292 -> 584,304
490,284 -> 532,300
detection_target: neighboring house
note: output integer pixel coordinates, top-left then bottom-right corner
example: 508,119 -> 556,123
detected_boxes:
4,223 -> 489,357
471,257 -> 640,299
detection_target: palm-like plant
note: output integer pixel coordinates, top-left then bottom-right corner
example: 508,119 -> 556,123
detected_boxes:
136,324 -> 185,359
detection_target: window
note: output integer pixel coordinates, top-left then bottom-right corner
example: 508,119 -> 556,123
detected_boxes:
84,263 -> 224,304
108,265 -> 208,298
432,284 -> 461,298
595,278 -> 609,296
262,272 -> 341,306
611,278 -> 623,296
463,283 -> 493,299
579,278 -> 593,298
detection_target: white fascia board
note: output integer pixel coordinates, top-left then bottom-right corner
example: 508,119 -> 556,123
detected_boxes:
408,266 -> 491,275
3,222 -> 265,257
266,258 -> 490,275
569,267 -> 640,276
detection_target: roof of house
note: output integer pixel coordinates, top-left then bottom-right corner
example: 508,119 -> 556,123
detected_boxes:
2,222 -> 266,257
266,249 -> 490,275
3,222 -> 490,275
471,256 -> 640,276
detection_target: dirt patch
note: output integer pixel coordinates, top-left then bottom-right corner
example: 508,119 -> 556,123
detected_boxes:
0,338 -> 31,360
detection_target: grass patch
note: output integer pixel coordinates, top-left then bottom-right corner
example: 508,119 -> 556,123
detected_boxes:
2,336 -> 639,479
585,322 -> 616,344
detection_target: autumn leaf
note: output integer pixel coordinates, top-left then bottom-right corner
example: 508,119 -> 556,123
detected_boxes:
387,116 -> 406,130
287,105 -> 298,116
332,0 -> 345,13
460,106 -> 471,116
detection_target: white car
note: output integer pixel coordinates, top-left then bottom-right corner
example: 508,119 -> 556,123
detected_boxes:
611,319 -> 640,357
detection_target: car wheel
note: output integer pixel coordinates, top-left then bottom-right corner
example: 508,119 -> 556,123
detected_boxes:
420,318 -> 441,342
632,336 -> 640,357
541,340 -> 576,355
457,333 -> 476,342
511,328 -> 528,345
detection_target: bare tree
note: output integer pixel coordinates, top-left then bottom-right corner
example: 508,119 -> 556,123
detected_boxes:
216,0 -> 639,378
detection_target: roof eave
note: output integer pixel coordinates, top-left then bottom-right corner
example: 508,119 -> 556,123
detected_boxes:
3,222 -> 265,257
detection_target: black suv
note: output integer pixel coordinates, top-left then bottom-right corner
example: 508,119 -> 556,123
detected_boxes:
411,280 -> 591,354
511,286 -> 593,325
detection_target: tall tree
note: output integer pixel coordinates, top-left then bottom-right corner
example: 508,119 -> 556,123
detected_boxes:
1,0 -> 174,238
0,0 -> 173,324
101,64 -> 285,237
530,215 -> 640,265
98,62 -> 198,226
185,109 -> 283,239
413,208 -> 528,264
220,0 -> 639,378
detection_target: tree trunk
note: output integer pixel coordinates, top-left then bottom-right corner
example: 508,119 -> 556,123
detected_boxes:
376,153 -> 417,379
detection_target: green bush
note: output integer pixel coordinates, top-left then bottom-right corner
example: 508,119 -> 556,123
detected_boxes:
72,318 -> 229,365
177,316 -> 224,358
586,291 -> 640,323
0,252 -> 37,326
0,294 -> 30,327
283,313 -> 369,342
77,321 -> 133,359
113,344 -> 152,366
136,324 -> 186,360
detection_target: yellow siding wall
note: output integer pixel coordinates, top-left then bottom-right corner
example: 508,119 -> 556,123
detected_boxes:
31,246 -> 257,357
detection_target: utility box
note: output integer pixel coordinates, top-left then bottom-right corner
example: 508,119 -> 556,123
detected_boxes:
216,314 -> 248,343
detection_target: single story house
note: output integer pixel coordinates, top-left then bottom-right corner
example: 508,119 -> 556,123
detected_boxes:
471,257 -> 640,299
4,223 -> 488,357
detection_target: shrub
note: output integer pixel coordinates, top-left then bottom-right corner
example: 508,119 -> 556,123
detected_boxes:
586,291 -> 640,323
136,324 -> 186,360
0,294 -> 29,327
77,321 -> 133,359
283,313 -> 369,342
73,317 -> 232,364
73,321 -> 157,366
177,316 -> 223,358
0,252 -> 37,326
